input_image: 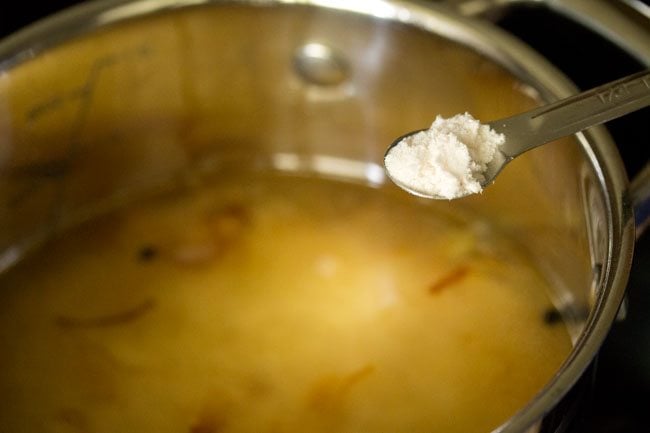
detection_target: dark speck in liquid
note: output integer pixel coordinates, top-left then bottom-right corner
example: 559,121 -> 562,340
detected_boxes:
543,308 -> 563,326
138,245 -> 159,262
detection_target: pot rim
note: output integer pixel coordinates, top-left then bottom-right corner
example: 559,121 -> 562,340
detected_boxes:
0,1 -> 637,432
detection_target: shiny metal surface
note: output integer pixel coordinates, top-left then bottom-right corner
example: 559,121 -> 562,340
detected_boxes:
0,1 -> 641,432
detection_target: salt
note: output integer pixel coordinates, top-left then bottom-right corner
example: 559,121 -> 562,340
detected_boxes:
384,113 -> 505,200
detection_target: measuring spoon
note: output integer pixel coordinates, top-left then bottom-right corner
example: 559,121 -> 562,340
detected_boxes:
384,69 -> 650,200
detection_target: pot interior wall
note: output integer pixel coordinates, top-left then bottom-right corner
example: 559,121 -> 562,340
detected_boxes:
0,4 -> 599,337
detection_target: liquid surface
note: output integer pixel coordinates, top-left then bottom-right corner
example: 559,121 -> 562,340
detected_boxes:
0,173 -> 571,433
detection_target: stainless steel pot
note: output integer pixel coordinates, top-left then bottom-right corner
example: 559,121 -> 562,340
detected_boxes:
0,1 -> 647,432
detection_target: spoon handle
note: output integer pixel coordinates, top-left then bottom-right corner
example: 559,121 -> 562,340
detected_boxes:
492,69 -> 650,157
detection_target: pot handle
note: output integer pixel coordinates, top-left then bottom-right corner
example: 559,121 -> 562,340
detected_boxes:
442,0 -> 650,238
441,0 -> 650,64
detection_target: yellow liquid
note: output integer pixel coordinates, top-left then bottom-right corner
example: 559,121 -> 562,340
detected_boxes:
0,173 -> 571,433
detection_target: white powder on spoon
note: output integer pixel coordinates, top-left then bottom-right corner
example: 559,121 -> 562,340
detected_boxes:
384,113 -> 505,200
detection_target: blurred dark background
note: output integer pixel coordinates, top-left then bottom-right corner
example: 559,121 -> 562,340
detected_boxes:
1,1 -> 649,432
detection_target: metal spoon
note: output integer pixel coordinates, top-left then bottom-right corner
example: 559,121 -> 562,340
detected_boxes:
384,69 -> 650,200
